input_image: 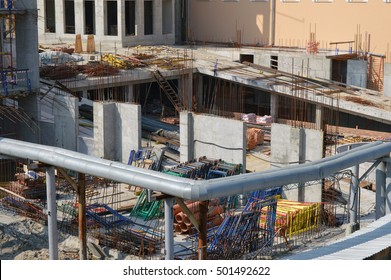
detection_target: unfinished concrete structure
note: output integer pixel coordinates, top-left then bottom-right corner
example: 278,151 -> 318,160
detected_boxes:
1,0 -> 391,261
37,0 -> 176,47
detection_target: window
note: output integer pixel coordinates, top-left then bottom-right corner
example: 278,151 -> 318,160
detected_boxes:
162,0 -> 173,34
144,0 -> 153,35
84,0 -> 95,34
281,0 -> 299,2
64,0 -> 75,34
313,0 -> 333,2
106,1 -> 118,36
45,0 -> 56,33
346,0 -> 368,2
125,0 -> 136,36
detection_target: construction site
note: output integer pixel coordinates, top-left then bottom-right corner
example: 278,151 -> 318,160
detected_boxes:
0,0 -> 391,261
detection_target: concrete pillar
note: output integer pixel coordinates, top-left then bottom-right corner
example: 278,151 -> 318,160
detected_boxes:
180,111 -> 194,163
95,0 -> 104,36
126,84 -> 134,102
179,72 -> 193,110
315,104 -> 323,130
386,161 -> 391,214
154,0 -> 163,36
46,166 -> 58,260
56,0 -> 65,35
15,1 -> 40,91
376,161 -> 386,219
94,102 -> 142,162
74,0 -> 84,35
136,0 -> 144,36
384,63 -> 391,97
349,164 -> 360,228
270,94 -> 278,123
118,0 -> 125,41
164,197 -> 174,260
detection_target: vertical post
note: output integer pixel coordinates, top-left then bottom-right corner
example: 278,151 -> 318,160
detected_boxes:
386,161 -> 391,214
78,173 -> 87,260
315,105 -> 323,130
349,164 -> 360,227
164,197 -> 174,260
46,166 -> 58,260
375,161 -> 386,219
270,94 -> 278,123
198,200 -> 208,260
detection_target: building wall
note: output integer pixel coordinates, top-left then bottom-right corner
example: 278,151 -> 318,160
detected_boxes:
37,0 -> 175,48
189,1 -> 391,60
180,111 -> 246,171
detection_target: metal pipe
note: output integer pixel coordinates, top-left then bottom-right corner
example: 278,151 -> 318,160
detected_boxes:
46,166 -> 58,260
78,173 -> 87,260
0,138 -> 390,202
386,161 -> 391,215
375,161 -> 386,219
198,200 -> 208,260
349,164 -> 359,225
164,197 -> 174,260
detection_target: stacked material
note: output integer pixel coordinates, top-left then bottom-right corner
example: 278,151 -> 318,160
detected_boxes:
263,199 -> 321,238
246,128 -> 264,150
173,201 -> 224,234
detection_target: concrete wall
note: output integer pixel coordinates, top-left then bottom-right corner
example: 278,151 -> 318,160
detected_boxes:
94,102 -> 141,163
271,123 -> 323,202
180,111 -> 246,171
17,95 -> 40,144
347,59 -> 368,88
384,63 -> 391,97
53,95 -> 78,151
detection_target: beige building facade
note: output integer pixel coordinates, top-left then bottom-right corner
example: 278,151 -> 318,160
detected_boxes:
37,0 -> 176,47
190,1 -> 391,60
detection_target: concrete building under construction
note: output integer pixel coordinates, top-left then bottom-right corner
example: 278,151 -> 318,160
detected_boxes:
0,0 -> 391,260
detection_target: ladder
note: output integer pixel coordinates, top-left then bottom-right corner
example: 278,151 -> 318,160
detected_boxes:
152,69 -> 184,112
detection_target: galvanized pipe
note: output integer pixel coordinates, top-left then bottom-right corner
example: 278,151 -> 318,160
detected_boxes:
164,197 -> 174,260
349,164 -> 359,225
0,138 -> 390,201
46,166 -> 58,260
375,161 -> 386,219
386,161 -> 391,215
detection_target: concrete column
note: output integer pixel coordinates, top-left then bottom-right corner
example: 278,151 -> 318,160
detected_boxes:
315,104 -> 323,130
154,0 -> 163,36
46,166 -> 58,260
136,0 -> 144,36
126,84 -> 134,102
95,0 -> 104,36
164,197 -> 174,260
118,0 -> 125,41
179,72 -> 193,110
386,161 -> 391,214
376,161 -> 386,219
180,111 -> 194,163
270,94 -> 278,123
15,1 -> 40,91
349,164 -> 360,228
56,0 -> 65,35
74,0 -> 84,34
